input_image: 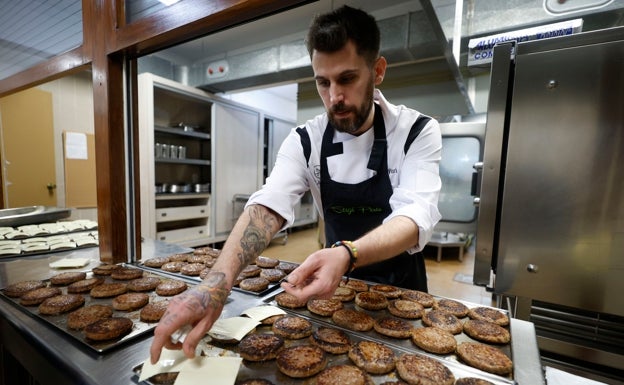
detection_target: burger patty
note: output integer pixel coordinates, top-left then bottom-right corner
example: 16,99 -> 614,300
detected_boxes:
400,290 -> 435,308
160,261 -> 186,273
67,277 -> 104,293
127,276 -> 161,292
259,268 -> 286,283
339,278 -> 368,292
421,309 -> 463,334
49,271 -> 87,285
112,292 -> 149,311
39,294 -> 85,315
111,267 -> 144,281
370,284 -> 402,299
90,282 -> 128,298
454,378 -> 495,385
92,264 -> 121,276
332,286 -> 356,302
238,333 -> 284,361
168,253 -> 190,262
463,319 -> 511,344
332,309 -> 374,332
67,304 -> 114,330
84,316 -> 134,341
309,326 -> 351,354
179,263 -> 206,276
468,307 -> 510,326
433,299 -> 469,318
275,292 -> 307,309
276,345 -> 327,378
395,353 -> 455,385
238,277 -> 269,292
276,261 -> 298,274
388,299 -> 425,319
140,300 -> 169,322
373,316 -> 414,339
155,280 -> 187,296
239,265 -> 261,278
348,340 -> 396,374
271,315 -> 313,339
307,298 -> 344,317
316,365 -> 372,385
142,256 -> 170,268
3,280 -> 46,298
456,342 -> 513,375
411,326 -> 457,354
355,291 -> 388,310
19,286 -> 62,306
255,256 -> 279,268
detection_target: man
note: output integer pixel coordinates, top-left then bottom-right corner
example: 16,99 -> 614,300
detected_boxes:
150,5 -> 441,363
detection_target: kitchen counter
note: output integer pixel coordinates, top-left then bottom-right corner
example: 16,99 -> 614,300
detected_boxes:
0,241 -> 545,385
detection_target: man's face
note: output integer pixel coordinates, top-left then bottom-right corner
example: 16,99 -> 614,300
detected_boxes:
311,41 -> 382,135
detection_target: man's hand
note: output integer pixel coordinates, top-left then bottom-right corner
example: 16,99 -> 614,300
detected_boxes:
280,246 -> 350,301
149,272 -> 228,364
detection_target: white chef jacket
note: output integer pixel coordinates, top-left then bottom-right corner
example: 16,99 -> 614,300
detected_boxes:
247,89 -> 442,252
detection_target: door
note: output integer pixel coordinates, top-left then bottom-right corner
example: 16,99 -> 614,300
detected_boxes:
212,102 -> 261,237
0,88 -> 57,207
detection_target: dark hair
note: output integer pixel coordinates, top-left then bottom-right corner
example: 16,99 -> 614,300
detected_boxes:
306,5 -> 380,67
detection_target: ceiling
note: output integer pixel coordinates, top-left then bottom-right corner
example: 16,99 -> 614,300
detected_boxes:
1,0 -> 623,105
140,0 -> 624,99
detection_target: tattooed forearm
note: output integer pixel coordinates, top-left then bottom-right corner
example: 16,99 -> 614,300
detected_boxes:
237,205 -> 281,266
166,272 -> 228,322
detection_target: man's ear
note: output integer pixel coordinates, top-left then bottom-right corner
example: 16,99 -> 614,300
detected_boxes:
374,56 -> 387,85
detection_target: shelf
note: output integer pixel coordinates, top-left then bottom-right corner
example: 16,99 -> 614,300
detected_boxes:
155,125 -> 210,140
155,158 -> 210,166
155,193 -> 210,200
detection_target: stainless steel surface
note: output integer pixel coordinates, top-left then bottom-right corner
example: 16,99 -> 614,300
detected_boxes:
495,30 -> 624,317
0,206 -> 71,227
0,242 -> 545,385
473,42 -> 515,287
475,26 -> 624,378
0,266 -> 164,353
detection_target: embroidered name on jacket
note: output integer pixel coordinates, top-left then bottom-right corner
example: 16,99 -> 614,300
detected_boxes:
329,206 -> 384,215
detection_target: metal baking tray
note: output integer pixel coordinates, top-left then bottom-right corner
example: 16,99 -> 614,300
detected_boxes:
135,262 -> 285,297
0,264 -> 190,353
261,288 -> 516,384
132,313 -> 514,385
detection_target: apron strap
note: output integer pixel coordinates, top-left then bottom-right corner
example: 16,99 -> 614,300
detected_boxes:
296,126 -> 312,166
367,104 -> 387,172
404,115 -> 431,154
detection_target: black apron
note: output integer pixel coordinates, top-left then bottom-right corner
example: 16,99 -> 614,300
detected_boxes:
320,104 -> 428,291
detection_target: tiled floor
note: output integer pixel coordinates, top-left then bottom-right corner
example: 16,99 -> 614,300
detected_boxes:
262,225 -> 494,306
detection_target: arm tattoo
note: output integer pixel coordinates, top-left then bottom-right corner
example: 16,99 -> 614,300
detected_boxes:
237,206 -> 279,266
168,272 -> 229,322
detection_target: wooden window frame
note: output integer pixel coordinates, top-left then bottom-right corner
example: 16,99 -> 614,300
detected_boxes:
0,0 -> 311,263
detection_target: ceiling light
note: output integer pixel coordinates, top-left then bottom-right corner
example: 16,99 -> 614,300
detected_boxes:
158,0 -> 180,6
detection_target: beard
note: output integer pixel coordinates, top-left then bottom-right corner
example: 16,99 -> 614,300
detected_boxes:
328,81 -> 374,134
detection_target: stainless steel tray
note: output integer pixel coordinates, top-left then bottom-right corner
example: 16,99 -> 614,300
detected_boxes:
135,262 -> 285,297
0,264 -> 189,353
133,314 -> 514,385
132,278 -> 516,385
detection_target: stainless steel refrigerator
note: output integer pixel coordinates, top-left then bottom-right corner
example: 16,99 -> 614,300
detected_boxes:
474,26 -> 624,381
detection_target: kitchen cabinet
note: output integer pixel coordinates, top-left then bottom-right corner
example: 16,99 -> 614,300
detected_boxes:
138,73 -> 216,247
139,73 -> 314,248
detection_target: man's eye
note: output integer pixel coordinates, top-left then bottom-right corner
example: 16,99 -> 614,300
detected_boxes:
339,76 -> 356,84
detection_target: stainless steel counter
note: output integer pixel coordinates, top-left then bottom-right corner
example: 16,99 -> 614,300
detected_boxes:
0,241 -> 545,385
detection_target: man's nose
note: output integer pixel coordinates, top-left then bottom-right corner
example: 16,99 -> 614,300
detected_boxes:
329,84 -> 344,104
